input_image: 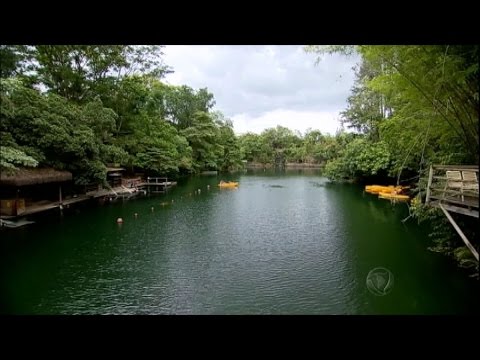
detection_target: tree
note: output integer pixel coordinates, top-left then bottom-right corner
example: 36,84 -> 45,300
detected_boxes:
261,126 -> 301,167
323,137 -> 390,181
340,59 -> 389,139
181,111 -> 220,171
212,111 -> 242,171
27,45 -> 171,103
302,129 -> 325,163
239,133 -> 266,163
0,45 -> 31,78
164,85 -> 215,129
306,45 -> 479,162
1,79 -> 111,184
0,146 -> 38,174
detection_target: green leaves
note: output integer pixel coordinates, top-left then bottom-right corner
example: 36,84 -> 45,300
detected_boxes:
215,113 -> 242,172
164,85 -> 215,129
345,138 -> 391,176
322,137 -> 391,181
21,46 -> 169,103
0,81 -> 107,184
0,146 -> 38,174
1,46 -> 232,179
181,111 -> 220,171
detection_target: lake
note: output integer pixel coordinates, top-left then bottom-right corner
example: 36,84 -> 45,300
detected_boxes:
1,169 -> 478,314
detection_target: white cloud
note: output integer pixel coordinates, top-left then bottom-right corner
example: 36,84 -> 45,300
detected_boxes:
162,45 -> 359,135
232,109 -> 342,136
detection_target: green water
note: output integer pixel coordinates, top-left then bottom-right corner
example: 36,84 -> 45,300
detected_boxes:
1,170 -> 478,314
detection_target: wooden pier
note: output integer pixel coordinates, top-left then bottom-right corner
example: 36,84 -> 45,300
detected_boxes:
425,165 -> 479,218
0,184 -> 143,220
425,164 -> 479,261
1,168 -> 177,223
138,177 -> 177,194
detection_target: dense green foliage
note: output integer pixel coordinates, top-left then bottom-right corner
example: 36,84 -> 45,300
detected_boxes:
0,44 -> 338,180
0,45 -> 240,182
306,45 -> 479,275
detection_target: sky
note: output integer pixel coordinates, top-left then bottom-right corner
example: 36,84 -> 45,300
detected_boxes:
162,45 -> 359,136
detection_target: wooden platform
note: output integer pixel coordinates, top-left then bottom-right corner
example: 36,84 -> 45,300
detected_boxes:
424,164 -> 479,262
0,185 -> 143,220
0,194 -> 94,219
425,164 -> 479,218
1,177 -> 174,220
429,200 -> 479,218
137,178 -> 177,194
138,181 -> 177,187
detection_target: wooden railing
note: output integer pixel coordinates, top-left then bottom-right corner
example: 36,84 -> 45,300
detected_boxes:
122,177 -> 142,188
146,177 -> 169,184
425,165 -> 479,217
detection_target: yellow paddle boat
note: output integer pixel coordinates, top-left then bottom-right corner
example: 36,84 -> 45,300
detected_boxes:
365,185 -> 406,194
218,181 -> 239,188
378,192 -> 410,201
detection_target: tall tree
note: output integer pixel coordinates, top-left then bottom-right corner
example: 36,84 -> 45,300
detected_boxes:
164,85 -> 215,129
340,59 -> 389,139
181,111 -> 220,170
28,45 -> 171,102
212,111 -> 242,171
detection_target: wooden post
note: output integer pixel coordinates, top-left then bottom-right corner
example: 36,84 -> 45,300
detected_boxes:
15,189 -> 19,216
58,185 -> 64,215
425,165 -> 433,204
439,204 -> 479,261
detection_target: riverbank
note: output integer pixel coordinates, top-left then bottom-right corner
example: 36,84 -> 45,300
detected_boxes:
246,162 -> 323,169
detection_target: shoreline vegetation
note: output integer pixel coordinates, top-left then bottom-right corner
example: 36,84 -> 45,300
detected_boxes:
0,45 -> 478,276
245,162 -> 323,169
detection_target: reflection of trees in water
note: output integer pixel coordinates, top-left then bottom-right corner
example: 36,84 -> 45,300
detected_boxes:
367,201 -> 389,223
309,180 -> 327,188
274,149 -> 286,170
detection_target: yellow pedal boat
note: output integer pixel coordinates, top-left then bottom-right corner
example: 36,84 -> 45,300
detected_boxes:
365,185 -> 406,194
378,192 -> 410,201
218,181 -> 239,188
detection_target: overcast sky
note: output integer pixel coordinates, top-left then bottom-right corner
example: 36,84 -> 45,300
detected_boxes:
162,45 -> 359,135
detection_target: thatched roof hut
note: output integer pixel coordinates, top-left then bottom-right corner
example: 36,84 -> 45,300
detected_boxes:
106,167 -> 125,172
0,168 -> 73,187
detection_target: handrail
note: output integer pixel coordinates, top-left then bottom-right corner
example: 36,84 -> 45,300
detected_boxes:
432,165 -> 478,171
426,165 -> 478,206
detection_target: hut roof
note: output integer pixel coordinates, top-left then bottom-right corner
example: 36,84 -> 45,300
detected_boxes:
0,168 -> 73,186
106,167 -> 125,172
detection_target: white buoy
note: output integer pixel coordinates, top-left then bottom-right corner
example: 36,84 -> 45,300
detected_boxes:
117,218 -> 123,224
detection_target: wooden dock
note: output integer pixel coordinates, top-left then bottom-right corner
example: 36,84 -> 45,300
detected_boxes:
1,176 -> 176,221
138,177 -> 177,193
425,165 -> 479,218
425,164 -> 479,261
0,195 -> 92,219
0,185 -> 143,220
